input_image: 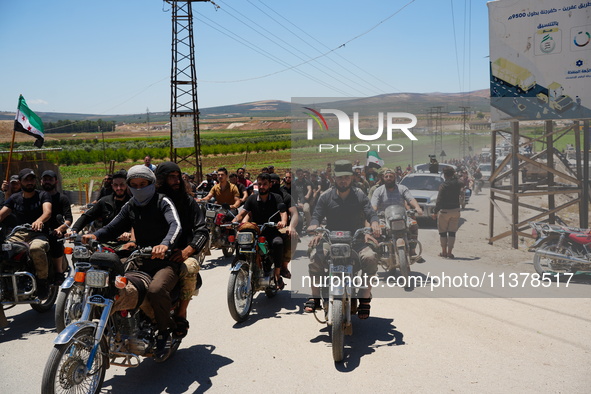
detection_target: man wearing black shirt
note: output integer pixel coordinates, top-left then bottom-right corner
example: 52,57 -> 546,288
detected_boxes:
294,168 -> 312,228
432,167 -> 463,259
41,170 -> 72,281
235,173 -> 289,288
71,170 -> 131,239
229,173 -> 248,206
96,174 -> 114,201
305,160 -> 381,319
0,168 -> 52,297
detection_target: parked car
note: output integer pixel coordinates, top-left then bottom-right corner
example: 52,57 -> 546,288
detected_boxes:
399,173 -> 444,218
478,163 -> 492,183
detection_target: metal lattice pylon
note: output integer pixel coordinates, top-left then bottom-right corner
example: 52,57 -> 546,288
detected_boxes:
168,0 -> 209,181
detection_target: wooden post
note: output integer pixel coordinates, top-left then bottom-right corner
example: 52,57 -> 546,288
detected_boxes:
583,120 -> 590,228
4,130 -> 16,181
511,121 -> 519,248
489,128 -> 496,244
546,120 -> 555,224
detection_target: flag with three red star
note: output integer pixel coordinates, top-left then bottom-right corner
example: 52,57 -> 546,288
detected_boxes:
14,95 -> 44,148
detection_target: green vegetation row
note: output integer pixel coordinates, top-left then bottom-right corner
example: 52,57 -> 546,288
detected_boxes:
44,119 -> 117,134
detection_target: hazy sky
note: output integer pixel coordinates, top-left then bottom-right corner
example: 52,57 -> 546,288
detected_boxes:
0,0 -> 490,115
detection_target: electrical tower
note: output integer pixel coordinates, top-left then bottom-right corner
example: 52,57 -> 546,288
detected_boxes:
459,106 -> 470,159
167,0 -> 209,181
430,106 -> 444,157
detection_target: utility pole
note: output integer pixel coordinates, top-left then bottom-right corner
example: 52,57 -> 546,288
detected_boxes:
167,0 -> 210,182
459,106 -> 470,159
146,107 -> 150,132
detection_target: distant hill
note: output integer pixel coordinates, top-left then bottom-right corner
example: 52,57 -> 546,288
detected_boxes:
0,89 -> 490,123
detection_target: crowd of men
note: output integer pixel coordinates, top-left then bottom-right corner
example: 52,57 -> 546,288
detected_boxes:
0,153 -> 478,355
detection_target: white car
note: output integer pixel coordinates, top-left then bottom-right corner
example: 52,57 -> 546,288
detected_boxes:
478,163 -> 492,183
398,173 -> 444,217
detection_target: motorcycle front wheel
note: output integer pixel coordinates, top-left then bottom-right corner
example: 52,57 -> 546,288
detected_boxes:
331,298 -> 345,362
227,263 -> 253,323
398,248 -> 410,289
41,326 -> 107,394
31,284 -> 59,313
55,284 -> 85,332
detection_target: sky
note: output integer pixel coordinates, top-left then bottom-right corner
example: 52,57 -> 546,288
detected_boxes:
0,0 -> 491,115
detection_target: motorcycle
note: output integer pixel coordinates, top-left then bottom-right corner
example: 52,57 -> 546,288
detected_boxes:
460,187 -> 471,209
310,227 -> 370,362
529,221 -> 591,276
54,233 -> 117,332
377,207 -> 421,289
226,205 -> 286,323
474,179 -> 483,195
201,202 -> 236,258
41,246 -> 183,394
0,224 -> 60,325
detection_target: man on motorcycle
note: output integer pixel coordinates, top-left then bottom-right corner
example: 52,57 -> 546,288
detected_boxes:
155,161 -> 209,336
370,168 -> 424,263
0,168 -> 52,298
40,170 -> 72,283
294,168 -> 313,230
305,160 -> 381,319
83,165 -> 182,357
70,170 -> 131,240
198,167 -> 241,211
229,173 -> 249,206
234,173 -> 290,289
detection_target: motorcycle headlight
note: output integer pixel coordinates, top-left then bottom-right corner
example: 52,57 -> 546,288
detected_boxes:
389,219 -> 406,231
330,244 -> 350,258
236,232 -> 254,245
85,269 -> 109,288
73,246 -> 91,259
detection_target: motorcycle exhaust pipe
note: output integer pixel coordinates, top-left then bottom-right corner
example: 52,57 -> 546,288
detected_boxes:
535,249 -> 590,266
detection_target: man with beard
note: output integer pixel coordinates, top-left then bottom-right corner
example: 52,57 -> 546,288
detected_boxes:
235,173 -> 289,289
198,167 -> 240,211
70,170 -> 131,241
40,170 -> 72,282
83,165 -> 182,357
370,168 -> 424,263
305,160 -> 381,319
229,173 -> 248,206
155,162 -> 209,335
96,174 -> 114,201
281,171 -> 293,196
0,169 -> 52,298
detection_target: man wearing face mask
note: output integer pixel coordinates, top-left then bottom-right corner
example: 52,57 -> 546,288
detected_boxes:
41,170 -> 72,283
83,165 -> 182,357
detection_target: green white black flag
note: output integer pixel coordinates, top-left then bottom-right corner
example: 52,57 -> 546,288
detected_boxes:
14,95 -> 44,148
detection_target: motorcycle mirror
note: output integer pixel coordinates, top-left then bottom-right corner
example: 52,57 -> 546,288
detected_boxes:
278,203 -> 287,213
56,214 -> 64,224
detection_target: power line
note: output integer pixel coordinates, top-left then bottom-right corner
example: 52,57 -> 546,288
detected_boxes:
200,0 -> 417,85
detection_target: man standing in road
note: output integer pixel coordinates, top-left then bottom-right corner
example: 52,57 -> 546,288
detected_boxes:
432,167 -> 462,259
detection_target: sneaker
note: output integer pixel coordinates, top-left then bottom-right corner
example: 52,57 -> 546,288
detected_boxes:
53,272 -> 66,286
37,279 -> 49,299
154,332 -> 170,358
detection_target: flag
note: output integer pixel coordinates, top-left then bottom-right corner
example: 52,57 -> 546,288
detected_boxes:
14,95 -> 44,148
366,150 -> 384,169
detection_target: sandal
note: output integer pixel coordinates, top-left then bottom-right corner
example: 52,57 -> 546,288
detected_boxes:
275,277 -> 285,290
304,298 -> 321,313
447,253 -> 455,259
172,315 -> 190,339
280,267 -> 291,279
357,298 -> 371,320
438,252 -> 448,258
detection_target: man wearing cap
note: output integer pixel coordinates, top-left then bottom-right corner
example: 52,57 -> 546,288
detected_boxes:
70,170 -> 131,237
1,174 -> 22,202
41,170 -> 72,282
155,161 -> 209,336
371,167 -> 424,263
0,169 -> 53,298
305,160 -> 381,319
83,165 -> 182,357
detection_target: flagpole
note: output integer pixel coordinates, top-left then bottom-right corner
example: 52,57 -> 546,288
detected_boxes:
5,125 -> 17,182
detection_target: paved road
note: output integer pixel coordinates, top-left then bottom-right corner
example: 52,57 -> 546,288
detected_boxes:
1,192 -> 590,393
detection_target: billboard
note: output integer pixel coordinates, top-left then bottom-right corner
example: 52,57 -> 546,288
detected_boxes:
488,0 -> 591,121
171,115 -> 195,148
